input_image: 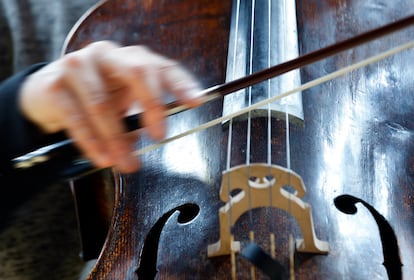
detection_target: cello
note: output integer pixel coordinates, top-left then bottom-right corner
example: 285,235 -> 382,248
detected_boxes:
31,0 -> 414,278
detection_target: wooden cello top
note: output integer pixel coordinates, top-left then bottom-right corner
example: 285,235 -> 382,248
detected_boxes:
63,0 -> 414,279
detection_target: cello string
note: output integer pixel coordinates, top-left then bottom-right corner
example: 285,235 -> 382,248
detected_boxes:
246,1 -> 256,279
266,0 -> 272,168
246,0 -> 255,238
133,40 -> 414,157
266,0 -> 275,259
281,0 -> 291,172
225,117 -> 236,280
281,0 -> 294,271
225,1 -> 241,278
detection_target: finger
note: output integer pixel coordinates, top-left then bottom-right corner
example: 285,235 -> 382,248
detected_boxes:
127,66 -> 166,141
62,55 -> 139,172
53,89 -> 113,169
121,68 -> 167,141
97,46 -> 204,140
98,48 -> 167,140
158,63 -> 204,107
57,87 -> 140,173
122,50 -> 204,107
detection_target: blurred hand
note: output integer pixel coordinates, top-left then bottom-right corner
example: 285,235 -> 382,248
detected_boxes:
19,41 -> 202,173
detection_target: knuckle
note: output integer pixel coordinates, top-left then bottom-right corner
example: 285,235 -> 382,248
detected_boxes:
62,52 -> 83,68
85,96 -> 111,115
87,40 -> 120,52
42,71 -> 65,91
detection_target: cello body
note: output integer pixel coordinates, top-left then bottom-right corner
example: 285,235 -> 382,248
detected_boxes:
64,0 -> 414,279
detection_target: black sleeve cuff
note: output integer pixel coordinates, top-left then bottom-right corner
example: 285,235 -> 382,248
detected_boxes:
0,63 -> 66,171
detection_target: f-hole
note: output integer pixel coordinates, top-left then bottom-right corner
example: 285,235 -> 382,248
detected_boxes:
334,194 -> 403,280
136,203 -> 200,279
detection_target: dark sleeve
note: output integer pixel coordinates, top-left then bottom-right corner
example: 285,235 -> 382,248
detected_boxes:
0,64 -> 70,216
0,63 -> 66,173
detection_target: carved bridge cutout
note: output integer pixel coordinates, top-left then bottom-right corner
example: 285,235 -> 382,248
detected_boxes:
207,163 -> 329,257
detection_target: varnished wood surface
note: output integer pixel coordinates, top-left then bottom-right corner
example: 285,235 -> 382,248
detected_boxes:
65,0 -> 414,279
